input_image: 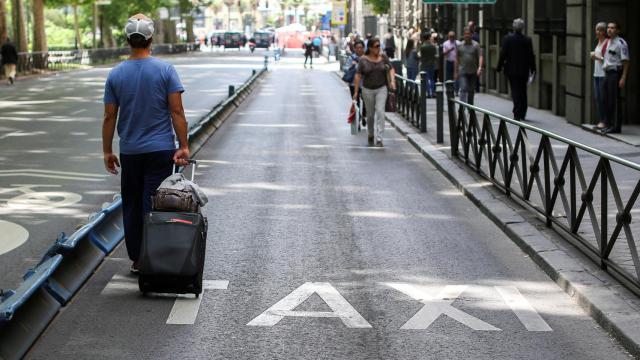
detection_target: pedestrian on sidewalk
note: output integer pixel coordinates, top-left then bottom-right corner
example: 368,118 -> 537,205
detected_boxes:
1,37 -> 18,85
600,22 -> 630,134
384,29 -> 396,59
419,32 -> 437,98
468,21 -> 480,43
405,39 -> 419,81
591,22 -> 609,130
346,40 -> 367,126
303,37 -> 313,68
496,19 -> 535,121
353,38 -> 396,147
443,31 -> 460,95
455,27 -> 483,105
101,14 -> 190,274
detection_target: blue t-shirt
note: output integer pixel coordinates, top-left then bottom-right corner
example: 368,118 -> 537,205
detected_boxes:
103,57 -> 184,155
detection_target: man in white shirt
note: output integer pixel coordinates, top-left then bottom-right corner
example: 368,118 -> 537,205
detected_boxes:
601,22 -> 630,134
442,31 -> 460,94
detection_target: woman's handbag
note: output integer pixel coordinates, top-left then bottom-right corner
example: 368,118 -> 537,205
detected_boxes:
348,101 -> 360,135
385,64 -> 397,113
385,91 -> 397,113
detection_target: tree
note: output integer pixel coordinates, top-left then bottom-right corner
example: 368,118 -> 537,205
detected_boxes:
364,0 -> 389,15
0,0 -> 7,42
32,0 -> 48,53
11,0 -> 27,52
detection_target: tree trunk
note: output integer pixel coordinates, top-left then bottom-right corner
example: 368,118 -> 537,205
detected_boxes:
11,0 -> 27,52
186,16 -> 194,43
32,0 -> 47,52
73,3 -> 82,49
0,0 -> 7,42
32,0 -> 48,70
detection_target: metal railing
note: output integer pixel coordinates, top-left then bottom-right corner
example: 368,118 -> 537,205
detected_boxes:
1,43 -> 199,77
395,74 -> 425,132
445,83 -> 640,295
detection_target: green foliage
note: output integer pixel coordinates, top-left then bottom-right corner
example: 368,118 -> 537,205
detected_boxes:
364,0 -> 389,15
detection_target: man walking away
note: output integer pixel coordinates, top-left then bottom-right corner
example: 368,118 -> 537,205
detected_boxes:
455,27 -> 483,105
102,14 -> 190,274
420,32 -> 437,98
303,37 -> 313,68
601,22 -> 630,134
497,18 -> 536,121
1,38 -> 18,85
384,29 -> 396,59
442,31 -> 460,95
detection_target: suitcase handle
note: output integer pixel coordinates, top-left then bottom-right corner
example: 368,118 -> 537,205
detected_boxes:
173,160 -> 198,182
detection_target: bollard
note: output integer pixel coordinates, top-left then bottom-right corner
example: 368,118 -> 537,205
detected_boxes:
264,55 -> 269,69
228,85 -> 235,98
445,80 -> 458,156
419,71 -> 427,133
435,82 -> 444,144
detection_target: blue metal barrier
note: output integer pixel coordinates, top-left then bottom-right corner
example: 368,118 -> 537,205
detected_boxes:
0,256 -> 62,323
0,256 -> 63,360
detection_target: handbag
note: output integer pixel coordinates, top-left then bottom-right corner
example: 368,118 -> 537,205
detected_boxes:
385,64 -> 397,112
348,101 -> 360,135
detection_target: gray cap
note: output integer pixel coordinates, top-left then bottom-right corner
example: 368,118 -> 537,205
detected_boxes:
125,14 -> 154,40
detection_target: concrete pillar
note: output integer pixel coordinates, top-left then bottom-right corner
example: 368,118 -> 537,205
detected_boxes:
565,0 -> 587,124
527,0 -> 541,108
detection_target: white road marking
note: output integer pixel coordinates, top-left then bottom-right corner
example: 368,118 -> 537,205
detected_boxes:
0,220 -> 29,255
385,283 -> 501,331
495,286 -> 552,332
166,280 -> 229,325
247,282 -> 372,328
100,274 -> 138,295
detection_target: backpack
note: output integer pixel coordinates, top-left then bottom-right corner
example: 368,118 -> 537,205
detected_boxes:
341,54 -> 358,83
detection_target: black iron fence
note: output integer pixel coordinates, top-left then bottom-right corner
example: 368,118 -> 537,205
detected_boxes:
446,85 -> 640,295
395,74 -> 425,132
1,43 -> 199,78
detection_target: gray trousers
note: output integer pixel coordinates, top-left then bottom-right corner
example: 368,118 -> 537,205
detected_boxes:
459,73 -> 478,105
361,86 -> 388,142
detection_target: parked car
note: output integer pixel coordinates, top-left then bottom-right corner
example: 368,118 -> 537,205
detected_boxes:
223,32 -> 243,49
253,31 -> 272,48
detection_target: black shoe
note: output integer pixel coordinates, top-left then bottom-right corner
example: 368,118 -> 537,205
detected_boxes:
603,127 -> 621,134
9,77 -> 14,85
362,118 -> 367,127
367,135 -> 374,146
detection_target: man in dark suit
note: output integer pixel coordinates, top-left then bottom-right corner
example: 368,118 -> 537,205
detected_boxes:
497,18 -> 536,121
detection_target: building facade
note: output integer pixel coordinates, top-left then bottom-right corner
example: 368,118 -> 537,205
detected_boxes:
389,0 -> 639,127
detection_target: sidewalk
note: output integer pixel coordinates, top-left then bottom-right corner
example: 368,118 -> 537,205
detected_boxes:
385,91 -> 640,356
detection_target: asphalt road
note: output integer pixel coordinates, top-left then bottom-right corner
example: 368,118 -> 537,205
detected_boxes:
0,49 -> 265,291
27,60 -> 631,359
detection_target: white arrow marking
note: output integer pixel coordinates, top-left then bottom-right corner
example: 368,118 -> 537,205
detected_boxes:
385,283 -> 501,331
495,286 -> 552,332
247,282 -> 372,328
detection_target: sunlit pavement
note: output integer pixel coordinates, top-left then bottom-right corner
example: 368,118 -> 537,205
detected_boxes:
27,56 -> 631,359
0,50 -> 264,291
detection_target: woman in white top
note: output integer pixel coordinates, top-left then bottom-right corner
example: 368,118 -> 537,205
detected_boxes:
590,22 -> 608,129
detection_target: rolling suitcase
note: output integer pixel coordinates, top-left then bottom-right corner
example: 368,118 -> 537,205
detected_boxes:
138,161 -> 207,296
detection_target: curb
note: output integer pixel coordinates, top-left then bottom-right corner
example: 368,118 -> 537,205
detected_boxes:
0,67 -> 268,360
385,111 -> 640,358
